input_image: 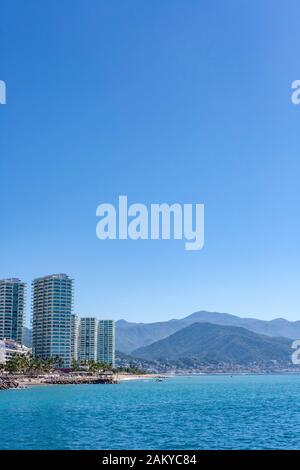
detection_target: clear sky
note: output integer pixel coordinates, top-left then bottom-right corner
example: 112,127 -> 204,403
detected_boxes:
1,0 -> 299,324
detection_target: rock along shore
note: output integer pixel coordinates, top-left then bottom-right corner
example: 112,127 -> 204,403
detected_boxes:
43,376 -> 118,385
0,378 -> 19,390
0,374 -> 119,388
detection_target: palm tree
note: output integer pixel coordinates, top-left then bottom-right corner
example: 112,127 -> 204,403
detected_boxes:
71,359 -> 80,371
26,354 -> 37,375
34,358 -> 44,373
54,355 -> 63,369
43,358 -> 54,372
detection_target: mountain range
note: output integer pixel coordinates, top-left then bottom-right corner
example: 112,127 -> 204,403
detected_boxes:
116,310 -> 300,353
22,310 -> 299,366
23,327 -> 32,348
133,322 -> 292,364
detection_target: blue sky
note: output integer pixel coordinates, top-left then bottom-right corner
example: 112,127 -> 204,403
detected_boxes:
1,0 -> 299,324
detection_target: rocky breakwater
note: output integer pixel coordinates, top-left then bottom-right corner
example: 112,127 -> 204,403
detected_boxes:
0,378 -> 19,390
43,375 -> 118,385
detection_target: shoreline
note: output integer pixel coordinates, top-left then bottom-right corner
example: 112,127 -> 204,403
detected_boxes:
0,373 -> 162,389
3,371 -> 300,390
117,373 -> 161,381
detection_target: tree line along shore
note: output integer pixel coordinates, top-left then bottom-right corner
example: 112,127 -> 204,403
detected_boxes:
0,353 -> 148,389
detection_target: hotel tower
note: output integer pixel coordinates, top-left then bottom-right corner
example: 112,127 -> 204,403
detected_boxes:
98,320 -> 115,367
79,317 -> 115,366
0,278 -> 26,345
79,317 -> 98,362
32,274 -> 74,367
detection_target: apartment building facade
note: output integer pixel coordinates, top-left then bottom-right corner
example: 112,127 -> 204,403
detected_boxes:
98,320 -> 115,367
32,274 -> 73,368
79,317 -> 98,362
0,278 -> 26,345
78,318 -> 115,367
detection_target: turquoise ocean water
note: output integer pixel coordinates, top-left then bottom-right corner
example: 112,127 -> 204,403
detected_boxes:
0,375 -> 300,450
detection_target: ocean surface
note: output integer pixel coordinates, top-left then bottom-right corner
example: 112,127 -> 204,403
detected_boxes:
1,374 -> 300,450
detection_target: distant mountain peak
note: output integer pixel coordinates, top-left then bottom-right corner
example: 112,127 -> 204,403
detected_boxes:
133,322 -> 292,364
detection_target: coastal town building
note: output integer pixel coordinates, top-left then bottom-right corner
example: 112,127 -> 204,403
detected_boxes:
0,278 -> 26,345
98,320 -> 115,367
0,338 -> 30,364
0,273 -> 115,369
32,274 -> 74,368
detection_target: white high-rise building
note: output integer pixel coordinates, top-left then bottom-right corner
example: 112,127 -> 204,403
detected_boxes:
32,274 -> 74,368
79,317 -> 98,362
78,318 -> 115,367
71,314 -> 80,361
98,320 -> 115,367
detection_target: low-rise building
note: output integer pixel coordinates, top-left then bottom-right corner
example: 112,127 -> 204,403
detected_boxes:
0,338 -> 31,364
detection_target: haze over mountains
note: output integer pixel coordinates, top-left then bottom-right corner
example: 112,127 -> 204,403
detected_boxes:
116,310 -> 300,354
